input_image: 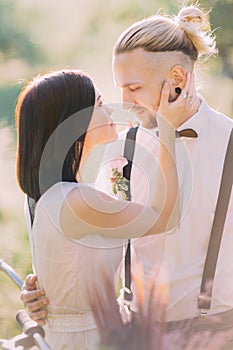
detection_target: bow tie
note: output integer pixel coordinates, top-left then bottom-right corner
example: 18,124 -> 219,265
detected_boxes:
176,128 -> 198,138
156,128 -> 198,138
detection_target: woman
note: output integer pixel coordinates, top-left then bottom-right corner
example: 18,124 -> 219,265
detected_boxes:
16,68 -> 191,349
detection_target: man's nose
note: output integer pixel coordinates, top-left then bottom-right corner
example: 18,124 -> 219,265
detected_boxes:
121,90 -> 134,110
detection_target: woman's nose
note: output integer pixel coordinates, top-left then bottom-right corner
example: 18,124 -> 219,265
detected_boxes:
107,105 -> 114,115
103,104 -> 114,116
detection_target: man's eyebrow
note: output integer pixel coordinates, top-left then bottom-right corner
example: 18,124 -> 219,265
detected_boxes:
96,94 -> 102,102
121,81 -> 143,87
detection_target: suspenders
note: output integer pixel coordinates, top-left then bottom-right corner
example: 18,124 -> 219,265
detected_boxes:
123,127 -> 139,303
27,195 -> 36,227
198,129 -> 233,315
123,127 -> 233,315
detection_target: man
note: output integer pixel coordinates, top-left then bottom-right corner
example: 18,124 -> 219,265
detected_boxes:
21,3 -> 233,347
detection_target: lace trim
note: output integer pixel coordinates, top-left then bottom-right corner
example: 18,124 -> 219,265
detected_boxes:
47,311 -> 97,333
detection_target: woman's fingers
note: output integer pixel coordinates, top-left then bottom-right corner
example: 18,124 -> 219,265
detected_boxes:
24,296 -> 49,312
181,72 -> 192,98
20,286 -> 49,321
189,72 -> 195,97
20,288 -> 47,304
25,273 -> 37,285
21,290 -> 49,323
184,72 -> 200,114
158,82 -> 170,119
160,82 -> 170,106
27,309 -> 48,325
178,72 -> 195,105
22,273 -> 37,291
20,273 -> 48,324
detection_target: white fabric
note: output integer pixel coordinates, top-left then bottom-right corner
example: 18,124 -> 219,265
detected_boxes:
28,182 -> 122,350
96,97 -> 233,321
47,309 -> 96,333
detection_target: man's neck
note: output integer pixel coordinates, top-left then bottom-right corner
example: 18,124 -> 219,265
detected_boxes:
178,96 -> 202,127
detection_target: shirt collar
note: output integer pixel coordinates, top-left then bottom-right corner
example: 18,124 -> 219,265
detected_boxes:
177,95 -> 210,135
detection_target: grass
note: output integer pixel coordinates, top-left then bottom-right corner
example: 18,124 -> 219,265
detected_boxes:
0,127 -> 32,340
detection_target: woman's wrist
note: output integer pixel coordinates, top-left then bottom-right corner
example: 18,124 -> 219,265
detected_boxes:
157,113 -> 176,154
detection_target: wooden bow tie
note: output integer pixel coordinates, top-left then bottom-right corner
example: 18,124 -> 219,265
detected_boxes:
176,128 -> 198,138
156,128 -> 198,138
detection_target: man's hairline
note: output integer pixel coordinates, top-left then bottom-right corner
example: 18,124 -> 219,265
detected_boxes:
112,49 -> 194,88
112,48 -> 194,71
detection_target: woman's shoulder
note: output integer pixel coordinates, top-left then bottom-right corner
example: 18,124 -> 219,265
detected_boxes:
34,182 -> 82,233
36,182 -> 81,217
39,181 -> 79,201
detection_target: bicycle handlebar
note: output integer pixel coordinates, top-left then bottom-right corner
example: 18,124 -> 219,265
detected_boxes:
0,260 -> 51,349
16,309 -> 45,337
1,310 -> 51,350
0,259 -> 23,289
16,310 -> 50,349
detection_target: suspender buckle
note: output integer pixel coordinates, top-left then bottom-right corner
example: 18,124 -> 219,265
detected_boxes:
198,309 -> 208,320
124,287 -> 133,302
124,286 -> 132,295
198,295 -> 210,320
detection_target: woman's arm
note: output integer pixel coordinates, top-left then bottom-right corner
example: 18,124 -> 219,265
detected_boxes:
60,77 -> 196,240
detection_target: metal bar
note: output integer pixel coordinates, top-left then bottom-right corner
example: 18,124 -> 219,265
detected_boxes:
0,259 -> 24,289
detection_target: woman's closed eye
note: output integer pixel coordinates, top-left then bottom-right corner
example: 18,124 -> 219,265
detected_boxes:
96,93 -> 104,106
97,98 -> 104,106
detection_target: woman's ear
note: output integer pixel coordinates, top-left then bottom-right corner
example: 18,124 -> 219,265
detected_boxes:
169,65 -> 187,89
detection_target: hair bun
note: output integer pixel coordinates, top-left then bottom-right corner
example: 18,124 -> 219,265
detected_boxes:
178,6 -> 210,32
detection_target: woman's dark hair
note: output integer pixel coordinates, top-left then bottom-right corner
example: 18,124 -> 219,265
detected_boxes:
15,70 -> 95,202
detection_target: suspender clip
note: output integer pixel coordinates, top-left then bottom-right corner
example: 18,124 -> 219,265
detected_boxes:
198,309 -> 208,320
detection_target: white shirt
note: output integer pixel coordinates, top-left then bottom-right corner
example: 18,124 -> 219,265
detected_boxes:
95,97 -> 233,321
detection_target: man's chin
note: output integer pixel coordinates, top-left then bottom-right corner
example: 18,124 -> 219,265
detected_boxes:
135,111 -> 157,129
132,107 -> 146,116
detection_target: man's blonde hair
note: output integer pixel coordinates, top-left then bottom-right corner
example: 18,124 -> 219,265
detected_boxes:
114,4 -> 217,63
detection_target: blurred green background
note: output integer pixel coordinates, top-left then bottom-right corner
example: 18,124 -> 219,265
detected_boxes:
0,0 -> 232,340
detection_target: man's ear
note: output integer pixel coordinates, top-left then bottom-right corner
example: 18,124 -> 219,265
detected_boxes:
169,65 -> 187,89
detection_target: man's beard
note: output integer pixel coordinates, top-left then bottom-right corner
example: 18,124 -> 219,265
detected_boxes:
132,91 -> 177,129
135,109 -> 158,129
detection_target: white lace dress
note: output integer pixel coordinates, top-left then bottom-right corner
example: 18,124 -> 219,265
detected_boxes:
26,182 -> 122,350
